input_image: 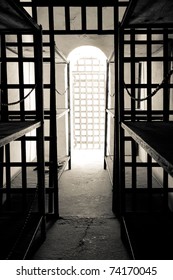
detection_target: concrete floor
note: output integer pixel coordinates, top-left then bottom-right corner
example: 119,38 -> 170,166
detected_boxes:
32,150 -> 130,260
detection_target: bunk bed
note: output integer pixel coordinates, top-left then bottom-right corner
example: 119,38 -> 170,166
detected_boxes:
5,39 -> 72,219
119,0 -> 173,259
0,0 -> 45,259
121,0 -> 173,28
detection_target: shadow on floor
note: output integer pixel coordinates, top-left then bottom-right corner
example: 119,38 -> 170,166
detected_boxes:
32,149 -> 130,260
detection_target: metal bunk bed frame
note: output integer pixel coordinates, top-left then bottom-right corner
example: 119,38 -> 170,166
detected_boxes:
119,0 -> 173,259
0,0 -> 45,259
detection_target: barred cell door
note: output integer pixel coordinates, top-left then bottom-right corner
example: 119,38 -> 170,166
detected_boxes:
71,46 -> 106,150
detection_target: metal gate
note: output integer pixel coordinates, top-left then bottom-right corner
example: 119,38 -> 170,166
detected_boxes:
72,55 -> 105,149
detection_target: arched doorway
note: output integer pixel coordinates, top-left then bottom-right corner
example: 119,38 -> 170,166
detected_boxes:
68,46 -> 107,152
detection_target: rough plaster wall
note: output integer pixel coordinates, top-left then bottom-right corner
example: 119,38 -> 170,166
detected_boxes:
55,34 -> 114,59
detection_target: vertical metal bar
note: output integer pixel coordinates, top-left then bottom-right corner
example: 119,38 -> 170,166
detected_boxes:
5,144 -> 11,208
130,29 -> 136,122
0,147 -> 4,210
104,60 -> 109,169
17,34 -> 27,210
163,29 -> 169,211
146,29 -> 152,199
34,28 -> 46,238
65,5 -> 70,32
137,62 -> 142,109
31,1 -> 38,23
97,5 -> 102,32
1,34 -> 8,121
163,170 -> 168,212
17,34 -> 25,119
47,10 -> 53,214
143,29 -> 152,212
0,54 -> 1,209
1,34 -> 11,207
49,4 -> 59,217
0,35 -> 7,206
147,29 -> 152,122
130,30 -> 137,211
112,4 -> 121,215
67,62 -> 71,169
0,37 -> 1,119
118,26 -> 125,216
81,5 -> 87,32
163,29 -> 169,122
48,119 -> 53,213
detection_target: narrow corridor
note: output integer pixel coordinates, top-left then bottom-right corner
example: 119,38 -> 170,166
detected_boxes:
32,150 -> 130,260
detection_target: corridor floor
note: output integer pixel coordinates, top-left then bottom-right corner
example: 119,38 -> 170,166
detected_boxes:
32,150 -> 130,260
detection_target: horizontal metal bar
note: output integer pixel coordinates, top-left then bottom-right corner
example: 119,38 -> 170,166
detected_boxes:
124,188 -> 173,193
123,57 -> 173,62
22,0 -> 127,7
43,30 -> 115,35
123,29 -> 173,35
124,162 -> 160,167
0,58 -> 35,62
0,84 -> 36,89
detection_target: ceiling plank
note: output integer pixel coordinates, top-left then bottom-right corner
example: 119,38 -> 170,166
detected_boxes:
121,0 -> 173,28
0,0 -> 39,31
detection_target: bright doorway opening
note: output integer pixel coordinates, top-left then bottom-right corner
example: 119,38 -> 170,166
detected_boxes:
68,46 -> 107,157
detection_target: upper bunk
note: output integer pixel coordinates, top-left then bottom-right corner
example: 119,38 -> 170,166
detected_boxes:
0,1 -> 43,145
122,121 -> 173,177
0,0 -> 40,32
121,0 -> 173,28
0,121 -> 41,148
120,0 -> 173,178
